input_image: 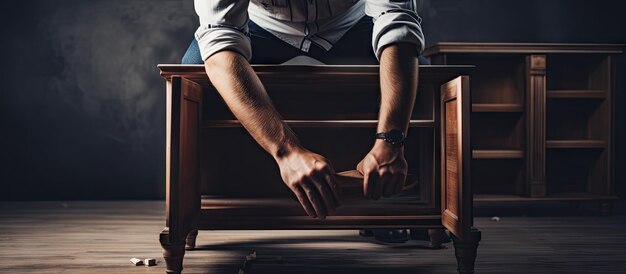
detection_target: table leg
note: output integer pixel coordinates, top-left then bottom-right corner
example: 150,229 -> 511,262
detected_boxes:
452,227 -> 481,274
160,228 -> 186,274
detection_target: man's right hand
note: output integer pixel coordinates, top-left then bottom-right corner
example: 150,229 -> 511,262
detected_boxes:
276,147 -> 342,219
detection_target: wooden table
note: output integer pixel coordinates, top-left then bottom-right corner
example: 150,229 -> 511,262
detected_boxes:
157,64 -> 481,273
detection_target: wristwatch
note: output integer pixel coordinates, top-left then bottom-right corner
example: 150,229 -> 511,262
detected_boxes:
375,129 -> 406,146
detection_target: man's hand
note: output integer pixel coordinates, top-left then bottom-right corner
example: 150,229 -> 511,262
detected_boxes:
357,139 -> 408,200
276,147 -> 341,219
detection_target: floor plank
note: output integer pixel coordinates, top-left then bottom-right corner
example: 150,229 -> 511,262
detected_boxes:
1,201 -> 625,273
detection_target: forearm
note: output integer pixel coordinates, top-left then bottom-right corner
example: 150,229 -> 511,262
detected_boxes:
377,42 -> 419,140
357,43 -> 418,199
205,51 -> 302,160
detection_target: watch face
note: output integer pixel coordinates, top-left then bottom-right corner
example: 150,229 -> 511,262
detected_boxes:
386,129 -> 405,144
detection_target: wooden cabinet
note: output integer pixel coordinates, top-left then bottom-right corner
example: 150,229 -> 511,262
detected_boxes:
424,43 -> 623,213
157,64 -> 480,273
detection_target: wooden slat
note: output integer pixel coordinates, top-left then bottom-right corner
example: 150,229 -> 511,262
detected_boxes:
472,103 -> 524,112
547,90 -> 606,99
200,196 -> 436,218
423,42 -> 625,56
474,193 -> 619,202
202,119 -> 435,128
546,140 -> 606,148
472,150 -> 524,159
196,213 -> 442,230
158,64 -> 475,86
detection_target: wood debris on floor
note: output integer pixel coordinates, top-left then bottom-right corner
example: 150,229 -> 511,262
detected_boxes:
129,258 -> 143,266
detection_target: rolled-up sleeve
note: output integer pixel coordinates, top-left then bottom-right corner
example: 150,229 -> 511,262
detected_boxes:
194,0 -> 252,61
364,0 -> 425,60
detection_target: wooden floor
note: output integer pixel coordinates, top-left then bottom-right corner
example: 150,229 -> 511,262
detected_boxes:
1,201 -> 625,274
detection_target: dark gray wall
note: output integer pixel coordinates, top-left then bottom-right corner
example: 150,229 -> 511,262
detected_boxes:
0,0 -> 196,200
1,0 -> 625,200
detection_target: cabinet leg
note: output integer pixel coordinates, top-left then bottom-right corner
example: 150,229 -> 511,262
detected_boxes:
600,201 -> 613,216
186,229 -> 199,250
451,227 -> 481,274
428,228 -> 448,249
160,229 -> 186,274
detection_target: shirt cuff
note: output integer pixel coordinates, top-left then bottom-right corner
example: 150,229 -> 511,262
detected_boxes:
371,12 -> 425,61
195,26 -> 252,62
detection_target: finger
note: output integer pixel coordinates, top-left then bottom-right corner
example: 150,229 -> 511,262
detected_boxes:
310,174 -> 336,214
364,171 -> 379,200
294,185 -> 316,218
374,171 -> 388,200
394,173 -> 407,194
301,180 -> 328,219
326,173 -> 342,206
318,163 -> 342,206
381,172 -> 395,197
320,173 -> 342,208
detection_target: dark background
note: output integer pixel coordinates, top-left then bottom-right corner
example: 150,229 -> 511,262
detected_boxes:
1,0 -> 625,200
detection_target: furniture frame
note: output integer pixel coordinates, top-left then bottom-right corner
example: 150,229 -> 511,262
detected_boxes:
424,43 -> 623,214
157,64 -> 480,273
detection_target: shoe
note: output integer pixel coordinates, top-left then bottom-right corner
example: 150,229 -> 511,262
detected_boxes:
359,229 -> 410,243
373,229 -> 409,243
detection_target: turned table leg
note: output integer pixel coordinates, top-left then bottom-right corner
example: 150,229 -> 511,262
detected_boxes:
162,241 -> 185,274
186,229 -> 199,250
160,229 -> 186,274
451,227 -> 481,274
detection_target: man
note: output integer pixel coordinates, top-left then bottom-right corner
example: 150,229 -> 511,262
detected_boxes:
183,0 -> 427,243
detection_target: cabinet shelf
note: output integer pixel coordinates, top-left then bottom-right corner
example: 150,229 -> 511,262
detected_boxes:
547,90 -> 606,99
472,150 -> 524,159
546,140 -> 606,149
472,103 -> 524,112
474,193 -> 618,202
203,119 -> 435,128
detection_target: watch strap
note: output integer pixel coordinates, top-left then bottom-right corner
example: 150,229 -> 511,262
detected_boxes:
375,130 -> 406,145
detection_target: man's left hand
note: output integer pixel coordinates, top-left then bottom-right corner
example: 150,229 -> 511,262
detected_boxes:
356,139 -> 408,200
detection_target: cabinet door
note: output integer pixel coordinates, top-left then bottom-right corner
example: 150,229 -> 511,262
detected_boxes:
164,76 -> 203,243
440,76 -> 472,239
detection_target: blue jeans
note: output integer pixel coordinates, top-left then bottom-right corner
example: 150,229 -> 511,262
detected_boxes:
182,16 -> 429,65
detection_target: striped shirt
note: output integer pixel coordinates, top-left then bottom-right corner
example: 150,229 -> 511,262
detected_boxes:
194,0 -> 425,62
